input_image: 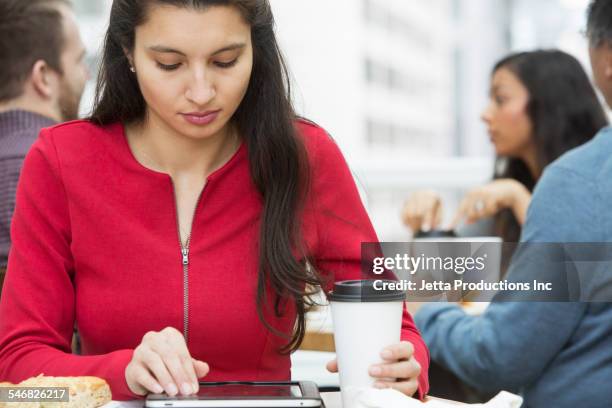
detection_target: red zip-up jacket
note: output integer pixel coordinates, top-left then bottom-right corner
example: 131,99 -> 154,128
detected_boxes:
0,119 -> 429,400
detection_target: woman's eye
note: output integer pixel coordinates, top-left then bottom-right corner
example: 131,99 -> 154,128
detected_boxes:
214,59 -> 238,69
156,62 -> 181,71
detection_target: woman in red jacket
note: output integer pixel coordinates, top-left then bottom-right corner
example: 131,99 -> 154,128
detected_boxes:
0,0 -> 429,400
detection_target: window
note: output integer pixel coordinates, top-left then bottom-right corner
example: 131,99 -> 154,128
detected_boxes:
72,0 -> 106,16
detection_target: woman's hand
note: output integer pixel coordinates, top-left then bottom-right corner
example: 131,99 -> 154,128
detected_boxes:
401,190 -> 443,233
451,179 -> 531,227
326,341 -> 421,397
125,327 -> 210,397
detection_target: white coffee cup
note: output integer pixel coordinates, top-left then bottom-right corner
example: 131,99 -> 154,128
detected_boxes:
329,280 -> 405,408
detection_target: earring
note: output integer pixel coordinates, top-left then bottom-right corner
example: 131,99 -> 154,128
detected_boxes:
130,66 -> 136,73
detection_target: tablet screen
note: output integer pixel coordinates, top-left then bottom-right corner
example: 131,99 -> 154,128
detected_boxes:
197,384 -> 303,398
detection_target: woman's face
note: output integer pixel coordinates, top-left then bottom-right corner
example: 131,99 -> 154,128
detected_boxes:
481,67 -> 534,157
130,4 -> 253,140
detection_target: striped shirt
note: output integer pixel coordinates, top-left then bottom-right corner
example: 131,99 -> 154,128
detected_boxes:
0,110 -> 54,267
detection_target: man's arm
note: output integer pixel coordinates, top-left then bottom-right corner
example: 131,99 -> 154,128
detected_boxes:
415,164 -> 598,392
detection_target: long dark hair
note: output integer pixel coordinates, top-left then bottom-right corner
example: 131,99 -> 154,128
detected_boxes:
90,0 -> 323,353
491,50 -> 608,243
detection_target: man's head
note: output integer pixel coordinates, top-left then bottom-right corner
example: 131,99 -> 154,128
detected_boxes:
587,0 -> 612,108
0,0 -> 88,121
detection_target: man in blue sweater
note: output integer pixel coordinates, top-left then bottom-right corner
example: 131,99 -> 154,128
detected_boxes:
415,1 -> 612,407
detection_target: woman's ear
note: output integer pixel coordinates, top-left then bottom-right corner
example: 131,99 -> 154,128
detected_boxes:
30,60 -> 56,99
604,46 -> 612,80
123,47 -> 135,69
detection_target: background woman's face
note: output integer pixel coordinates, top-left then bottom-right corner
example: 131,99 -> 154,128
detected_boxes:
481,67 -> 534,158
131,4 -> 253,139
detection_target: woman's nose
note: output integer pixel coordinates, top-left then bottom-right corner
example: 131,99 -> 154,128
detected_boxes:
185,72 -> 216,106
481,102 -> 494,124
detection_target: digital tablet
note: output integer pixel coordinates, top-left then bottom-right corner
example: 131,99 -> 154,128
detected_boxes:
144,381 -> 322,407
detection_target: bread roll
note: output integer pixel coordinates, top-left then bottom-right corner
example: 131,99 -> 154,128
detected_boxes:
0,375 -> 112,407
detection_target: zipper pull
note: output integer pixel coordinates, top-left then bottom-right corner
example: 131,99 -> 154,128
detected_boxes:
181,247 -> 189,266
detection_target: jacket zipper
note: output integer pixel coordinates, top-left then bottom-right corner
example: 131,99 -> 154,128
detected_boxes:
172,180 -> 207,343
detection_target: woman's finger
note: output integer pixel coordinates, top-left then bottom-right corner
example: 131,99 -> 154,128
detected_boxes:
381,341 -> 414,361
434,202 -> 443,229
454,188 -> 484,227
467,194 -> 497,223
177,353 -> 199,392
192,358 -> 210,379
420,199 -> 441,231
402,201 -> 422,231
370,358 -> 421,380
401,205 -> 414,229
482,196 -> 499,218
161,352 -> 196,395
375,378 -> 419,397
450,198 -> 469,229
326,358 -> 338,373
464,192 -> 486,223
403,191 -> 441,232
163,329 -> 199,393
140,349 -> 179,396
133,365 -> 164,395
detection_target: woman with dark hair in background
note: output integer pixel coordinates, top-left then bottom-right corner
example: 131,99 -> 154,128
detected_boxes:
402,49 -> 607,403
0,0 -> 429,401
402,50 -> 608,244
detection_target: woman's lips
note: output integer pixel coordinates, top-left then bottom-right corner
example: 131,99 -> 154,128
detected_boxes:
181,110 -> 221,126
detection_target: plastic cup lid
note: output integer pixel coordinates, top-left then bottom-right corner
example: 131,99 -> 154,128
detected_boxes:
414,229 -> 457,239
328,280 -> 406,302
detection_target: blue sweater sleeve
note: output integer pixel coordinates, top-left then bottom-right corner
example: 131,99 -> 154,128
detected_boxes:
415,164 -> 595,392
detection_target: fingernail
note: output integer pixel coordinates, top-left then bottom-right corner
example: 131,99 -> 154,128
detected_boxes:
421,224 -> 431,232
370,366 -> 382,376
374,381 -> 387,389
153,384 -> 164,394
381,350 -> 393,359
181,383 -> 193,395
192,383 -> 199,394
167,383 -> 178,396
